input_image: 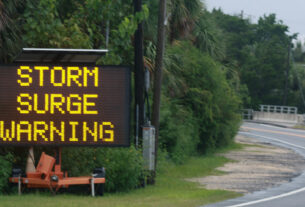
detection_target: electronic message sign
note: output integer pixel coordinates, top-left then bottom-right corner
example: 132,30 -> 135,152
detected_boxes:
0,64 -> 130,146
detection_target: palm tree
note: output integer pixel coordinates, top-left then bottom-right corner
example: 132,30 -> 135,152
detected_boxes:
168,0 -> 202,42
193,11 -> 225,60
0,0 -> 24,63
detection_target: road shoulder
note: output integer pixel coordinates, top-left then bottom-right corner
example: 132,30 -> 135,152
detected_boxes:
189,135 -> 305,194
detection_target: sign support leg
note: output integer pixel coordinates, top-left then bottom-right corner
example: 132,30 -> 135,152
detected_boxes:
18,176 -> 21,195
91,177 -> 95,197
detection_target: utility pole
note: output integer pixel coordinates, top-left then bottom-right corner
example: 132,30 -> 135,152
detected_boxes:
134,0 -> 145,148
152,0 -> 166,180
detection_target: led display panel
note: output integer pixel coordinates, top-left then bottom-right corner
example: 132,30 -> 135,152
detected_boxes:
0,64 -> 130,146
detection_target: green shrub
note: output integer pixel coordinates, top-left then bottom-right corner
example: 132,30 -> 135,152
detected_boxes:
94,146 -> 144,192
159,96 -> 199,164
0,153 -> 13,194
62,146 -> 144,192
62,147 -> 96,177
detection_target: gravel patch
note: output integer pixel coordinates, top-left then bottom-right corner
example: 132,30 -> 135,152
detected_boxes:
187,135 -> 305,193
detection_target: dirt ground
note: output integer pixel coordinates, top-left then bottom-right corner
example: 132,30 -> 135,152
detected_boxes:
187,135 -> 305,193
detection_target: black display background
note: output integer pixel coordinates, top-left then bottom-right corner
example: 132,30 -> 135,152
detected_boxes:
0,64 -> 130,147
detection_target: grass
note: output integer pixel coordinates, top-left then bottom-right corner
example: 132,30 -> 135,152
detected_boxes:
0,151 -> 241,207
212,142 -> 243,154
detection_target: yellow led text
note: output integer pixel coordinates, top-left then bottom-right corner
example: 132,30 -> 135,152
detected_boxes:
17,93 -> 98,114
0,121 -> 114,143
17,66 -> 33,86
17,66 -> 99,87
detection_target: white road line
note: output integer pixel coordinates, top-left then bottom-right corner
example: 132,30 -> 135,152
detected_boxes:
225,186 -> 305,207
226,132 -> 305,207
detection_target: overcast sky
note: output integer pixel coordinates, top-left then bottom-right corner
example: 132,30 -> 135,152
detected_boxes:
204,0 -> 305,41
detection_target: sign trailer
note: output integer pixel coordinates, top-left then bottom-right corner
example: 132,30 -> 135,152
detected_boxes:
6,49 -> 131,196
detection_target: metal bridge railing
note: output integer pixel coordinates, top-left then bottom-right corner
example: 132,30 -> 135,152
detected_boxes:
259,105 -> 298,114
242,109 -> 254,120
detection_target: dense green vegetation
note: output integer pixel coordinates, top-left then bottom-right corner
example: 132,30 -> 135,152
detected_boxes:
0,0 -> 299,194
160,41 -> 240,159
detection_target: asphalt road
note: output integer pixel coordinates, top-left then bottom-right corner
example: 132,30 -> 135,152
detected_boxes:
203,121 -> 305,207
